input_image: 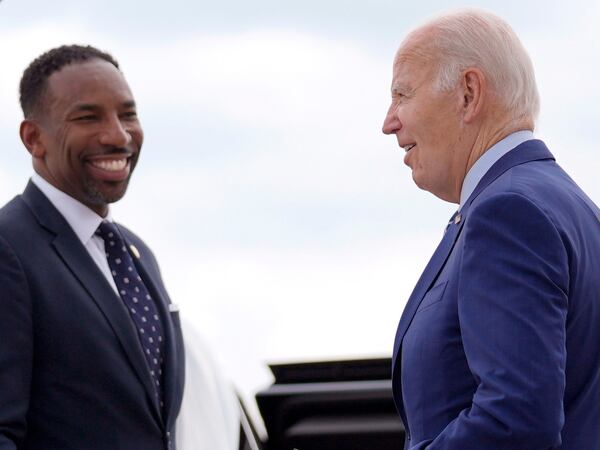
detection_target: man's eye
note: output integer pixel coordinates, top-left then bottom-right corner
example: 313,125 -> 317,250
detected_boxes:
73,115 -> 96,121
122,111 -> 138,119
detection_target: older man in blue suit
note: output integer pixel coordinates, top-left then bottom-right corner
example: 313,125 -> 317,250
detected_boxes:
382,9 -> 600,450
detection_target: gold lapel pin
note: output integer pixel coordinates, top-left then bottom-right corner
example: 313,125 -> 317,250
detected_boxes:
129,244 -> 141,259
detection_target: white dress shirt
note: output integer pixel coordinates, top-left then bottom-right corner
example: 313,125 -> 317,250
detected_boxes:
459,130 -> 535,210
31,173 -> 119,294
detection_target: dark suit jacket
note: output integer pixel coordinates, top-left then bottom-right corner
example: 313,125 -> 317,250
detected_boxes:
0,182 -> 185,450
392,140 -> 600,449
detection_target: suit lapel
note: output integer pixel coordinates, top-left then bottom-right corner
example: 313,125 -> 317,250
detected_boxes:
392,139 -> 555,371
22,183 -> 164,424
121,231 -> 184,430
392,215 -> 464,370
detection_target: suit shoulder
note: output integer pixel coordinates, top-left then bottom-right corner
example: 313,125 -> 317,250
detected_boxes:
468,181 -> 599,277
469,191 -> 557,229
0,195 -> 39,241
476,160 -> 600,226
0,195 -> 28,226
0,223 -> 32,298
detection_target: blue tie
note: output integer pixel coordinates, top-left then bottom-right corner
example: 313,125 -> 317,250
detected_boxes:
96,221 -> 165,408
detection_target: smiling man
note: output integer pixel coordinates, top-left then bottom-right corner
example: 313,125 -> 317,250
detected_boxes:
383,9 -> 600,450
0,45 -> 184,449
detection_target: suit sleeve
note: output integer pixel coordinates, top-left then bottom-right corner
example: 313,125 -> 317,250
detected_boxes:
421,193 -> 568,449
0,235 -> 33,449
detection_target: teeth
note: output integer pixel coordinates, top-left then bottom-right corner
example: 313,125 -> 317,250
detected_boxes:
91,158 -> 127,172
403,144 -> 416,152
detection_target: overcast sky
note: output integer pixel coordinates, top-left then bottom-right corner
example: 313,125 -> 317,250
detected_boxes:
1,0 -> 599,429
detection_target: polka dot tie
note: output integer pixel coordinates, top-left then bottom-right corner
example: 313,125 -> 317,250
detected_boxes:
96,221 -> 165,408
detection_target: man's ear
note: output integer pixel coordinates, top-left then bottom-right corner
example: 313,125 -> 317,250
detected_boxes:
20,119 -> 46,158
460,68 -> 486,123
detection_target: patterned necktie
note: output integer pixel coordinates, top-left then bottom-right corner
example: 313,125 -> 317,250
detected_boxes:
95,221 -> 165,408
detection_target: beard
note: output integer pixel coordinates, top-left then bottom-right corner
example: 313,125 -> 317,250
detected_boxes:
82,175 -> 132,207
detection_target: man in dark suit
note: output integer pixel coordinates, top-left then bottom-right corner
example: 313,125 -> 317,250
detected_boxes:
382,9 -> 600,450
0,45 -> 184,449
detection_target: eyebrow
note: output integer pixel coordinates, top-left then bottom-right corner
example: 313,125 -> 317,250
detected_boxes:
70,100 -> 137,113
391,82 -> 412,95
71,103 -> 99,113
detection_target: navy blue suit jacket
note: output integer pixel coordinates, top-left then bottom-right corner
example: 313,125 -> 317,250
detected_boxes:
0,182 -> 185,449
392,140 -> 600,449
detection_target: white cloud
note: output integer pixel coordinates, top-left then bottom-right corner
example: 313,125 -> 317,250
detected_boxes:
522,6 -> 600,202
0,21 -> 97,127
116,30 -> 388,134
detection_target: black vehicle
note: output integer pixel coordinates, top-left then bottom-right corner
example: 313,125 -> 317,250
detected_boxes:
254,357 -> 404,450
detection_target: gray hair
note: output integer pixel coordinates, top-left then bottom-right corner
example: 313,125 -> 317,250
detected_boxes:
410,9 -> 540,124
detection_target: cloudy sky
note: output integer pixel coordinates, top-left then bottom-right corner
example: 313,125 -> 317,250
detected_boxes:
1,0 -> 598,428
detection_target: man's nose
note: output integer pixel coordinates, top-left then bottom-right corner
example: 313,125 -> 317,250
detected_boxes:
99,116 -> 131,147
382,103 -> 400,135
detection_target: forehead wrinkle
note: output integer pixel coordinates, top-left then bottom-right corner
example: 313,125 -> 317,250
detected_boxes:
391,54 -> 432,96
394,25 -> 439,70
392,42 -> 440,97
394,47 -> 433,73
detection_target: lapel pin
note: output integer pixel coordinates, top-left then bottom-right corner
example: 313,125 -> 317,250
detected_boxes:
129,244 -> 141,259
454,214 -> 462,224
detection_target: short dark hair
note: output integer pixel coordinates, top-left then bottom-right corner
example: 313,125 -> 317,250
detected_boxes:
19,44 -> 120,118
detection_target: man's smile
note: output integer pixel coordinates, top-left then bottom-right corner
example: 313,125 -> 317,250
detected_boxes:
402,143 -> 416,166
85,154 -> 133,181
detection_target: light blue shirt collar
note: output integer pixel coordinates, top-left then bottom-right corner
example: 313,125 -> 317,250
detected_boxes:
459,130 -> 534,210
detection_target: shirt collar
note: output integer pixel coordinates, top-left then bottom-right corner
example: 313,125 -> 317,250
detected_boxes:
459,130 -> 535,210
31,173 -> 113,245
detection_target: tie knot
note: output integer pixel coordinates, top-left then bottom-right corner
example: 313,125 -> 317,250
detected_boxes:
96,221 -> 123,243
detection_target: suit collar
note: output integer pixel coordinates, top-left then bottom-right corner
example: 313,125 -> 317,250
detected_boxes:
22,182 -> 169,428
465,139 -> 554,210
30,174 -> 109,246
459,130 -> 535,209
22,181 -> 73,236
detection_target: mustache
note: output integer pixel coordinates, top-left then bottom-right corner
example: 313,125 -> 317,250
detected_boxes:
86,147 -> 135,157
